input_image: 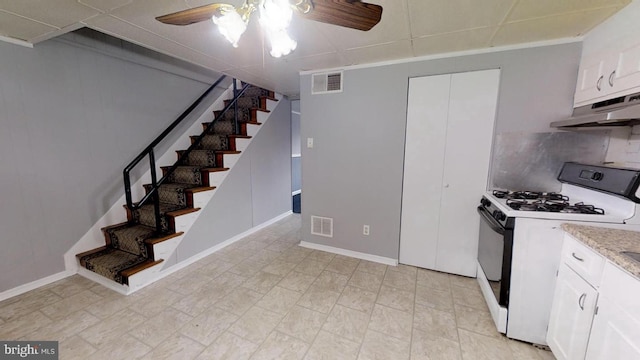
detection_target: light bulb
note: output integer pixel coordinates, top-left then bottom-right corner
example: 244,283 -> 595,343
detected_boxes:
212,10 -> 247,47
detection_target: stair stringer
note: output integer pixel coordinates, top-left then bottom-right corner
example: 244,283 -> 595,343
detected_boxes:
75,94 -> 282,295
64,83 -> 235,285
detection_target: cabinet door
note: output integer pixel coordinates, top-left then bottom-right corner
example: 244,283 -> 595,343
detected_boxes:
547,264 -> 598,360
612,42 -> 640,97
399,74 -> 450,269
574,55 -> 606,107
436,69 -> 500,277
585,297 -> 640,360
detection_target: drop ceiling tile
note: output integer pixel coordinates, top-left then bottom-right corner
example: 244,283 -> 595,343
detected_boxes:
0,11 -> 57,41
312,0 -> 410,50
508,0 -> 631,22
344,39 -> 413,64
408,0 -> 515,37
108,0 -> 264,65
0,0 -> 99,28
84,14 -> 232,70
412,27 -> 495,56
78,0 -> 136,12
491,7 -> 620,46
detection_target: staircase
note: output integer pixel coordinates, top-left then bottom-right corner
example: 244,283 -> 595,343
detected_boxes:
76,82 -> 277,290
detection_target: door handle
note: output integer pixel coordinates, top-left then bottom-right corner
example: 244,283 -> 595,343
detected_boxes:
597,75 -> 604,91
609,70 -> 616,87
578,293 -> 586,310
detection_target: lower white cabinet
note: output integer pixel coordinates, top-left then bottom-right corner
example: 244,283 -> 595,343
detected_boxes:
548,233 -> 640,360
585,260 -> 640,360
586,296 -> 640,360
547,264 -> 598,360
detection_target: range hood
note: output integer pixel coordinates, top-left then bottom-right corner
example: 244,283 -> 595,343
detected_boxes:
551,92 -> 640,129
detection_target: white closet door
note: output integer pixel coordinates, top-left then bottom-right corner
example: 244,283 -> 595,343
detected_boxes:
436,69 -> 500,276
399,74 -> 450,269
399,69 -> 500,276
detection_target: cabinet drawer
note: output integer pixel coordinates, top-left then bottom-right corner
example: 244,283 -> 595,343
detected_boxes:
562,234 -> 605,287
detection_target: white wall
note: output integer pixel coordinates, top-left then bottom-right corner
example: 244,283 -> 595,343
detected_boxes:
174,97 -> 292,259
0,29 -> 223,292
300,42 -> 582,260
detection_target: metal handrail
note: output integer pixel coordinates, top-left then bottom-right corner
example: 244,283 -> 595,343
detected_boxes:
123,76 -> 251,233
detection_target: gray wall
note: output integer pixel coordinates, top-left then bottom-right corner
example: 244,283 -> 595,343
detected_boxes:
0,30 -> 223,291
175,98 -> 292,259
300,42 -> 582,260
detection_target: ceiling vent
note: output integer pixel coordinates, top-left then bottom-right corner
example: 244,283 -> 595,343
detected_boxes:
311,215 -> 333,237
312,71 -> 343,94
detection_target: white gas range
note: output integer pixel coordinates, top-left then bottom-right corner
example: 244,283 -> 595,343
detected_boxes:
477,162 -> 640,345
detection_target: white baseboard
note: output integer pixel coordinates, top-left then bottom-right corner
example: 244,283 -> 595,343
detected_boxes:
76,211 -> 295,295
299,241 -> 398,266
0,270 -> 74,302
77,268 -> 132,295
158,211 -> 295,279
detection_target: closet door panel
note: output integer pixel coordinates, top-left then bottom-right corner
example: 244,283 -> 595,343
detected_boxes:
399,74 -> 450,268
436,69 -> 500,276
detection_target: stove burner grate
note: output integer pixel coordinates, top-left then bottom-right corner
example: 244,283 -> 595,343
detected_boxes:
498,191 -> 604,215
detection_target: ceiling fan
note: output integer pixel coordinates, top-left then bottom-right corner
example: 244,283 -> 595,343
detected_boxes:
156,0 -> 383,57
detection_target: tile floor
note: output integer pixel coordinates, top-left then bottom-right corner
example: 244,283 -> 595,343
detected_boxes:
0,214 -> 556,360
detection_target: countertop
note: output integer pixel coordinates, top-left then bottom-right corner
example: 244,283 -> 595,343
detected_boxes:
561,223 -> 640,279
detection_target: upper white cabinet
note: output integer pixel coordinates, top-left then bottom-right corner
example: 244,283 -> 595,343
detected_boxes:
574,40 -> 640,107
399,69 -> 500,277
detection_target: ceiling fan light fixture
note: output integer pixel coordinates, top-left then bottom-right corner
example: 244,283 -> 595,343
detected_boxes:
211,2 -> 256,47
259,0 -> 296,57
267,28 -> 297,57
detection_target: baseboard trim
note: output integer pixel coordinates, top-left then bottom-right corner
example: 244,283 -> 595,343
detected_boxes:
77,268 -> 132,295
299,241 -> 398,266
0,270 -> 74,302
159,211 -> 295,280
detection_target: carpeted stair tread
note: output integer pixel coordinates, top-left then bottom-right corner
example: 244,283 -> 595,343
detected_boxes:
105,223 -> 156,257
132,203 -> 183,232
80,248 -> 147,284
195,134 -> 229,151
179,149 -> 218,167
205,120 -> 235,135
143,182 -> 197,207
166,165 -> 203,185
215,107 -> 258,123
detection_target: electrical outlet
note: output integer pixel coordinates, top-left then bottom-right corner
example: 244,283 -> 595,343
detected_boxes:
363,225 -> 370,236
307,137 -> 314,148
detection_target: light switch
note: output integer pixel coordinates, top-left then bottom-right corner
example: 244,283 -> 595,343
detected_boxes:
307,137 -> 314,148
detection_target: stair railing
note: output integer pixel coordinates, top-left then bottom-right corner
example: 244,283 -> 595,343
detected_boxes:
123,76 -> 250,233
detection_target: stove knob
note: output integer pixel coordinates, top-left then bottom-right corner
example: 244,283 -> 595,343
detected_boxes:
481,198 -> 490,207
497,211 -> 506,221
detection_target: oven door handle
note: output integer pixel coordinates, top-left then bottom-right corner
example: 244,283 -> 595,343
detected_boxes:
477,206 -> 505,235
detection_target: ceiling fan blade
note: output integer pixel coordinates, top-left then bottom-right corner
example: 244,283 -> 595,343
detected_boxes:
299,0 -> 382,31
156,3 -> 232,26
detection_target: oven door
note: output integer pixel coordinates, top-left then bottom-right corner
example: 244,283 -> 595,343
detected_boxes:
476,205 -> 513,333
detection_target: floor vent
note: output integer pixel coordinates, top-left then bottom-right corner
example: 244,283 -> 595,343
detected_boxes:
312,71 -> 343,94
311,215 -> 333,237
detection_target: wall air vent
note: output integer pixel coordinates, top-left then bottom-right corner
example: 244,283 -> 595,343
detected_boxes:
311,215 -> 333,237
312,71 -> 343,94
